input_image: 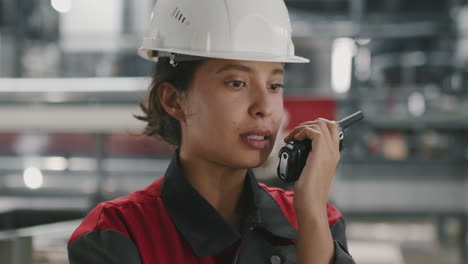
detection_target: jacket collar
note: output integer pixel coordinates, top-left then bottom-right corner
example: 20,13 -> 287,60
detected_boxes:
161,150 -> 297,257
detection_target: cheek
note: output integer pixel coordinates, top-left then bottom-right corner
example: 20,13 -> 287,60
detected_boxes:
187,93 -> 243,136
208,100 -> 244,133
273,98 -> 284,124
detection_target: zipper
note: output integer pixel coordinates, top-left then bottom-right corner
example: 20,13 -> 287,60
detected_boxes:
231,241 -> 242,264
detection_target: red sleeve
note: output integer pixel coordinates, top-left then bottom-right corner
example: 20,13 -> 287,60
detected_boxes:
68,202 -> 133,245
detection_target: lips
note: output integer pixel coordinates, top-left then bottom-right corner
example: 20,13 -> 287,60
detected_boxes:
245,135 -> 267,140
240,129 -> 272,138
240,129 -> 272,149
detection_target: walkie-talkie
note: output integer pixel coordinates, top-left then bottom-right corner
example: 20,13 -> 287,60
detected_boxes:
277,111 -> 364,182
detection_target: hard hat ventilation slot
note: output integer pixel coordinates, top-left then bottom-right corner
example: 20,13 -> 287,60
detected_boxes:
171,7 -> 190,26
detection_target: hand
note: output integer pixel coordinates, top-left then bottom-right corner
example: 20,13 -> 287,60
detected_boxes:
283,118 -> 340,219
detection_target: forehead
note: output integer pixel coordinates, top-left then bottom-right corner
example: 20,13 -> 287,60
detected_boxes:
197,59 -> 284,76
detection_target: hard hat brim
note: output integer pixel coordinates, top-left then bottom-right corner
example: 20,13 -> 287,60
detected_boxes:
138,47 -> 310,64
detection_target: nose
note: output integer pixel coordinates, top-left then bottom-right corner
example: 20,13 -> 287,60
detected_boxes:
248,85 -> 275,119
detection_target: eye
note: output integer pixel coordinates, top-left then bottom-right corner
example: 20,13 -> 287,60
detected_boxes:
269,83 -> 283,91
226,80 -> 247,89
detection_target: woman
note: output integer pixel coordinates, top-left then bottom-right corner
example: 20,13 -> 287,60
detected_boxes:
68,0 -> 355,263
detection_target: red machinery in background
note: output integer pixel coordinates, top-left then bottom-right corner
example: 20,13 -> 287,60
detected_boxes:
0,98 -> 337,158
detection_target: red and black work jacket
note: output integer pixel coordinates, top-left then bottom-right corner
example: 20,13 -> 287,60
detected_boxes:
68,150 -> 355,263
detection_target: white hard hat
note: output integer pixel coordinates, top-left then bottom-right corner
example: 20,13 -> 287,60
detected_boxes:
138,0 -> 309,63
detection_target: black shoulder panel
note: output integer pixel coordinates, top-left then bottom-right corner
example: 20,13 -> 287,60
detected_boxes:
68,229 -> 142,264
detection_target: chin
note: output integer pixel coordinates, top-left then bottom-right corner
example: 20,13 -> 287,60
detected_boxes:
235,149 -> 272,169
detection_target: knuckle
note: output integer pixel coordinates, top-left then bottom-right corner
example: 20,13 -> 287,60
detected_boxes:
333,123 -> 340,132
305,127 -> 320,135
300,121 -> 313,126
316,119 -> 326,125
319,118 -> 333,125
294,125 -> 307,131
319,121 -> 329,129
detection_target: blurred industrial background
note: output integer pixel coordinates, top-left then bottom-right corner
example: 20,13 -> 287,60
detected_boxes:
0,0 -> 468,263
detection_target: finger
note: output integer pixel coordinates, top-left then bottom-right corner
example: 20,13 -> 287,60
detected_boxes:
284,127 -> 305,143
298,120 -> 320,126
318,118 -> 340,148
284,118 -> 339,143
316,119 -> 335,150
284,125 -> 307,141
319,120 -> 341,161
284,124 -> 318,142
294,127 -> 321,142
299,118 -> 335,126
285,118 -> 332,142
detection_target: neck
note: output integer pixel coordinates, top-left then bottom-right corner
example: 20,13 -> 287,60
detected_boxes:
179,148 -> 247,229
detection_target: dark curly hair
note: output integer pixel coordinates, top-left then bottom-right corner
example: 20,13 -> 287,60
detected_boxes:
134,57 -> 205,146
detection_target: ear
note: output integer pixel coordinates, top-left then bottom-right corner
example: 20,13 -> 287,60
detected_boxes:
157,82 -> 187,122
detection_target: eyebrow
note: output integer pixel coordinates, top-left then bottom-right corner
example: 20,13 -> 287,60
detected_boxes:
215,64 -> 284,76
